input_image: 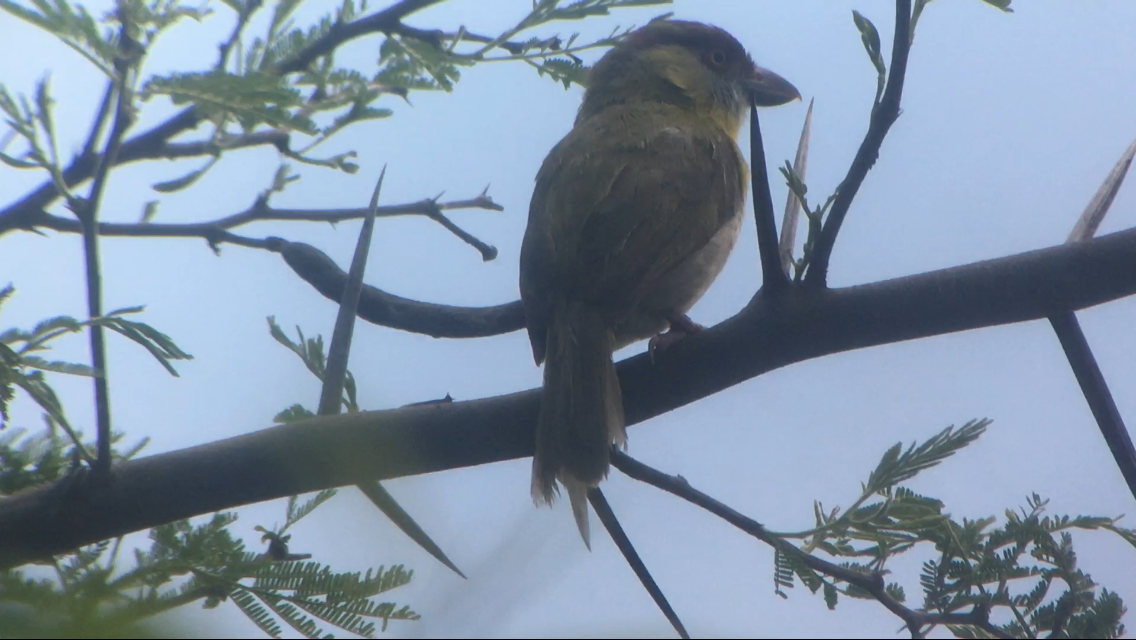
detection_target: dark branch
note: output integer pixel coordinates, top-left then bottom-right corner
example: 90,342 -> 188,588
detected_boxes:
750,107 -> 788,294
278,0 -> 448,75
0,125 -> 291,235
277,240 -> 526,338
6,192 -> 501,248
805,0 -> 912,287
422,202 -> 498,261
217,0 -> 263,71
3,224 -> 1136,566
589,488 -> 688,639
80,81 -> 115,161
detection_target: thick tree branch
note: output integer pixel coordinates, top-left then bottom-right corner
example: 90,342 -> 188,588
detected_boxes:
806,0 -> 912,287
3,225 -> 1136,566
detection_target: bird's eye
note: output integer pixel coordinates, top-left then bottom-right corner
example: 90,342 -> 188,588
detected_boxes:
708,49 -> 727,68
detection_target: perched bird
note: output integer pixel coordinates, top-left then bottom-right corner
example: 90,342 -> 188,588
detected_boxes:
519,20 -> 800,546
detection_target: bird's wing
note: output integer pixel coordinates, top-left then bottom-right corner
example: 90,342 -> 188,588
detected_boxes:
520,108 -> 748,362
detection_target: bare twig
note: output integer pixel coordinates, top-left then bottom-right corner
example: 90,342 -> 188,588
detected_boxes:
780,98 -> 813,275
1049,137 -> 1136,502
79,29 -> 138,475
216,0 -> 263,71
588,487 -> 688,639
79,82 -> 115,161
805,0 -> 912,287
750,106 -> 788,294
608,452 -> 1013,639
7,192 -> 501,246
278,0 -> 448,75
421,199 -> 498,261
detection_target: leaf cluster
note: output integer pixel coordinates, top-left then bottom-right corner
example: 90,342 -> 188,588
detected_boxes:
770,420 -> 1132,638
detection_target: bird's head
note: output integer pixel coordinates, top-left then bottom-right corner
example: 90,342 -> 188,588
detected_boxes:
578,20 -> 800,135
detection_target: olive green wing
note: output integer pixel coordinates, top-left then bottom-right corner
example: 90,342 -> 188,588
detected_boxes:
520,112 -> 746,363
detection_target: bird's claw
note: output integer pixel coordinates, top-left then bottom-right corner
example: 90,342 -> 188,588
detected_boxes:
648,314 -> 704,364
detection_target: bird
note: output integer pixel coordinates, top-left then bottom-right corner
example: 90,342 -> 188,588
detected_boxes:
519,19 -> 800,547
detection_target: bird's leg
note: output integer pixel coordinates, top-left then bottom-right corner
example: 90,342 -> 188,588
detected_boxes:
648,312 -> 704,363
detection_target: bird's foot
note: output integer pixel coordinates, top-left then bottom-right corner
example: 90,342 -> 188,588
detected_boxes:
648,313 -> 704,363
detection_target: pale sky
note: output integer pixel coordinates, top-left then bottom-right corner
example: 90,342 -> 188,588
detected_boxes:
2,1 -> 1135,638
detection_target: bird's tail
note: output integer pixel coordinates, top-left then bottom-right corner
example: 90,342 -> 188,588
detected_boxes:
531,299 -> 625,548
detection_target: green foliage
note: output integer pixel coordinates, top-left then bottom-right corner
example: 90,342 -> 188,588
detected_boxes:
0,0 -> 119,77
268,315 -> 358,413
141,71 -> 320,134
851,10 -> 886,105
0,511 -> 415,639
778,161 -> 836,282
0,286 -> 189,459
912,0 -> 1013,40
767,421 -> 1132,638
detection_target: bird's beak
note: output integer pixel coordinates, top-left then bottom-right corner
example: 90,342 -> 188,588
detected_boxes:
747,66 -> 801,107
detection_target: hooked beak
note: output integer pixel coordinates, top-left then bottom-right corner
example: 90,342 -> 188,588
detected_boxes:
747,65 -> 801,107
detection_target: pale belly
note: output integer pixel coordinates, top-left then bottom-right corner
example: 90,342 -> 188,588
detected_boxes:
612,210 -> 743,350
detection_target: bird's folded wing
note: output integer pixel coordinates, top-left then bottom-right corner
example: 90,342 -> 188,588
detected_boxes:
521,110 -> 748,331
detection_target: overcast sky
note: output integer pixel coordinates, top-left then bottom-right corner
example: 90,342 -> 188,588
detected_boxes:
2,0 -> 1136,638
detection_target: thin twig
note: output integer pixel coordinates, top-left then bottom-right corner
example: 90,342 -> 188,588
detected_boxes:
81,29 -> 137,475
805,0 -> 912,288
7,192 -> 501,247
750,106 -> 788,294
79,81 -> 115,161
609,451 -> 1012,639
279,0 -> 448,74
421,199 -> 498,260
588,487 -> 689,640
217,0 -> 263,71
